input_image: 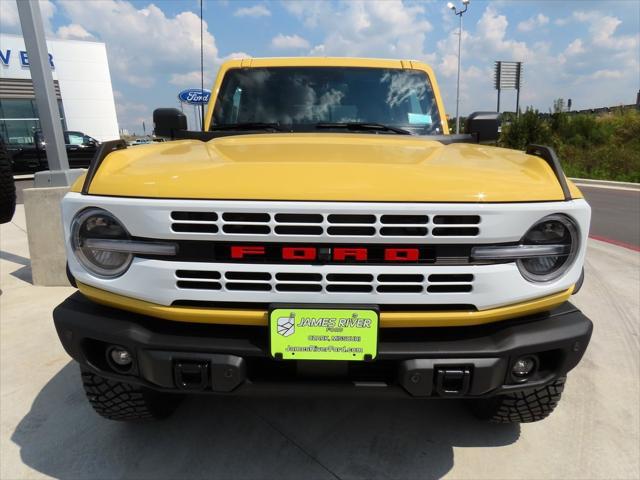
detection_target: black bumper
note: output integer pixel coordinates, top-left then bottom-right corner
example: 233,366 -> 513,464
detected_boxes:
53,292 -> 593,398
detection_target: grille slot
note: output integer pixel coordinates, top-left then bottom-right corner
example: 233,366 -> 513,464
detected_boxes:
276,283 -> 323,292
176,270 -> 220,280
327,226 -> 376,236
177,280 -> 222,290
172,223 -> 218,233
222,224 -> 270,235
427,284 -> 473,293
432,227 -> 479,237
377,285 -> 424,293
433,215 -> 481,225
274,225 -> 323,235
222,212 -> 270,223
276,273 -> 322,282
380,227 -> 428,237
225,272 -> 271,281
327,273 -> 374,283
378,274 -> 424,283
171,211 -> 217,221
275,213 -> 323,223
381,215 -> 428,224
429,274 -> 474,282
326,284 -> 373,293
226,282 -> 271,291
328,214 -> 376,224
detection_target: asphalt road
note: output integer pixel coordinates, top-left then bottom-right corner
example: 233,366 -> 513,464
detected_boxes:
14,179 -> 640,250
1,207 -> 639,479
578,185 -> 640,250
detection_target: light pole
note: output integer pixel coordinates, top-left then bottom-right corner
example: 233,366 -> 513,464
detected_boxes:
447,0 -> 470,134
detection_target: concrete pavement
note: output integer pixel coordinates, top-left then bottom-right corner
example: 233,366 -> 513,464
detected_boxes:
1,205 -> 639,479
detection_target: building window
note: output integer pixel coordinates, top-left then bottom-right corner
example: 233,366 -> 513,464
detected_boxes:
0,98 -> 66,145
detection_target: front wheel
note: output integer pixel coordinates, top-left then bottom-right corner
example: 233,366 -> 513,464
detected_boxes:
0,141 -> 16,224
81,367 -> 182,421
469,377 -> 566,423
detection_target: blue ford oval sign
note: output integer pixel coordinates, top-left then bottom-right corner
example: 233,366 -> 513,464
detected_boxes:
178,88 -> 211,105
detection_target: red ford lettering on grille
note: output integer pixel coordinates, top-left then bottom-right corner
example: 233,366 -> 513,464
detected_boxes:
384,248 -> 420,262
231,245 -> 266,259
227,245 -> 426,263
333,248 -> 368,261
282,247 -> 317,260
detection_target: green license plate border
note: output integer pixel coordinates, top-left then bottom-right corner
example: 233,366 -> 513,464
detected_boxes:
268,303 -> 380,361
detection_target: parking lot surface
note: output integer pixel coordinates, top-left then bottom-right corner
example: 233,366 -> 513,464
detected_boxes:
1,205 -> 639,479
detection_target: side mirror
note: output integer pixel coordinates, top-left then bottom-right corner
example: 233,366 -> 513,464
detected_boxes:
465,111 -> 500,143
153,108 -> 187,138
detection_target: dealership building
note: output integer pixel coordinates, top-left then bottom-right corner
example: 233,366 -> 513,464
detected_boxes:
0,33 -> 119,145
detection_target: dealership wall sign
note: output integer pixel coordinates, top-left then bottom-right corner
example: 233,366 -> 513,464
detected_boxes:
178,88 -> 211,105
0,49 -> 55,68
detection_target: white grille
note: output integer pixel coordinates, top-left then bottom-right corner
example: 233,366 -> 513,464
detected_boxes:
62,194 -> 590,310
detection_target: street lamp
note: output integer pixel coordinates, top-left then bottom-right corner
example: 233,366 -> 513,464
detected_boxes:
448,0 -> 470,134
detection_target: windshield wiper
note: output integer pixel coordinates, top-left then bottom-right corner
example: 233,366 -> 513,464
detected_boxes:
211,122 -> 284,132
315,122 -> 412,135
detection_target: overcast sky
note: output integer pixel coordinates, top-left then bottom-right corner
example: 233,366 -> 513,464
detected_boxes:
1,0 -> 639,134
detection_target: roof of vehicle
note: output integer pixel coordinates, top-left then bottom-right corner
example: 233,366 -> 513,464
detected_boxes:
218,57 -> 434,72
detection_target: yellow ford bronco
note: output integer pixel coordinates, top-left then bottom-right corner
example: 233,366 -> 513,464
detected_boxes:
54,57 -> 592,422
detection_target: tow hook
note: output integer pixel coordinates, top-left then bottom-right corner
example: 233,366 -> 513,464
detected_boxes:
435,367 -> 471,396
174,361 -> 209,391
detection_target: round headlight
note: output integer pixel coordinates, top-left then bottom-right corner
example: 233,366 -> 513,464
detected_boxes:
71,208 -> 132,278
517,214 -> 579,282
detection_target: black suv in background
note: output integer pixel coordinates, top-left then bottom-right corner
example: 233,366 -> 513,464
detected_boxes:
6,130 -> 99,174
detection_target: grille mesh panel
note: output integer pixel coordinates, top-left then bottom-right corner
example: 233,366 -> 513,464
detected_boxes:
174,269 -> 473,294
169,210 -> 481,238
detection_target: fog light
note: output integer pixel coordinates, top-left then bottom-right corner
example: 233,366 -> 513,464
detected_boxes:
109,347 -> 132,366
512,356 -> 536,380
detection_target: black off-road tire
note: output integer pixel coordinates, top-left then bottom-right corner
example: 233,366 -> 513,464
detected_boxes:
81,367 -> 182,421
470,377 -> 566,423
0,141 -> 16,224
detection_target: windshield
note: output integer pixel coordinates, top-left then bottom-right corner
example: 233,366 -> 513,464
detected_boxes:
212,67 -> 443,134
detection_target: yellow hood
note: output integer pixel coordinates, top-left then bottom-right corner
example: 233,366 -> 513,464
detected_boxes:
84,134 -> 581,202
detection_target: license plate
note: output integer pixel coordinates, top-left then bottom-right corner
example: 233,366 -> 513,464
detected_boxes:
269,307 -> 378,361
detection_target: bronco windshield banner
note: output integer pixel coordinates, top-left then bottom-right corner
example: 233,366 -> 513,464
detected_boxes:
269,308 -> 378,361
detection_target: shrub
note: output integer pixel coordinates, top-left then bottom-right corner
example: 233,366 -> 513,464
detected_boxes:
499,109 -> 552,150
499,107 -> 640,182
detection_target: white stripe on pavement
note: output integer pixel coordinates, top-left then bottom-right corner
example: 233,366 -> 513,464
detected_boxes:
574,183 -> 640,192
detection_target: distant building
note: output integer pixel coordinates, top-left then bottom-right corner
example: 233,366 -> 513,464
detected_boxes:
0,33 -> 119,146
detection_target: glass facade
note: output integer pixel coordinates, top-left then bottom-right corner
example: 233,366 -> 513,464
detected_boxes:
0,98 -> 66,145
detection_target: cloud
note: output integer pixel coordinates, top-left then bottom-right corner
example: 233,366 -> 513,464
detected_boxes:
285,0 -> 434,61
517,13 -> 549,32
57,1 -> 226,87
56,24 -> 94,40
282,1 -> 331,28
564,39 -> 585,56
574,12 -> 638,51
55,0 -> 253,131
234,4 -> 271,18
271,34 -> 310,50
474,6 -> 531,60
0,0 -> 56,34
434,4 -> 639,113
168,52 -> 249,88
588,69 -> 624,80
